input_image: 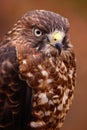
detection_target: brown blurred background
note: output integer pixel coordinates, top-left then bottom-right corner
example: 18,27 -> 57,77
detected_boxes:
0,0 -> 87,130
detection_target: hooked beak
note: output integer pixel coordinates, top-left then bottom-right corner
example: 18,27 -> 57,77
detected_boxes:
55,42 -> 62,54
48,31 -> 65,55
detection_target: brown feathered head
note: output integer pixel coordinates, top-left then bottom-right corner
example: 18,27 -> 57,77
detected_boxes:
7,10 -> 71,58
21,10 -> 70,54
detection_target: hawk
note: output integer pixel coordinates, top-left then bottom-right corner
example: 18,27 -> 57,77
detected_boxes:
0,10 -> 76,130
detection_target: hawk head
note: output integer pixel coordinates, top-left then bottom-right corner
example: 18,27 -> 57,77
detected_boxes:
9,10 -> 71,58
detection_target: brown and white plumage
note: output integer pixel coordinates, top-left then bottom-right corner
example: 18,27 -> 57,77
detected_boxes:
0,10 -> 76,130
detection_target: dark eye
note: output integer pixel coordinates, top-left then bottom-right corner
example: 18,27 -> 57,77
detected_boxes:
34,28 -> 43,37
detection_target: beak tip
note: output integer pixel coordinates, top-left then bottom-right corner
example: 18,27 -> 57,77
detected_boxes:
55,42 -> 62,54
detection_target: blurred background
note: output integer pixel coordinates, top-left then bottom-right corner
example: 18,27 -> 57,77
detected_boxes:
0,0 -> 87,130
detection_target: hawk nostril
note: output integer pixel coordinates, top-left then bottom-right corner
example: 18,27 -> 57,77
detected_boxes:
54,38 -> 57,41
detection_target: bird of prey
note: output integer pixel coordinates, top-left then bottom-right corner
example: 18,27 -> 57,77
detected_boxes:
0,10 -> 76,130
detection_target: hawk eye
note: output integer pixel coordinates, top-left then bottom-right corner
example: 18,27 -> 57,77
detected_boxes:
34,28 -> 43,37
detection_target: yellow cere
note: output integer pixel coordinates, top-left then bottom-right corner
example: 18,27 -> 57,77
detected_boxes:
53,32 -> 63,42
